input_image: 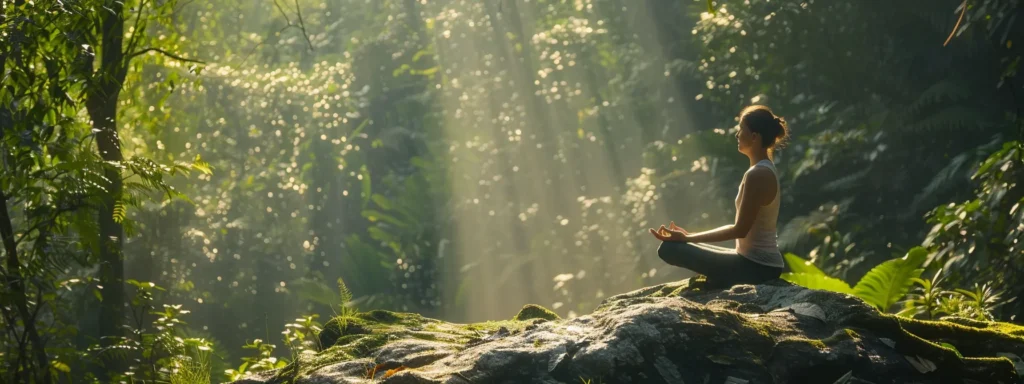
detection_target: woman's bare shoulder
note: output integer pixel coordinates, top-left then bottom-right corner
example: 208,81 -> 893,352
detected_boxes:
742,166 -> 778,197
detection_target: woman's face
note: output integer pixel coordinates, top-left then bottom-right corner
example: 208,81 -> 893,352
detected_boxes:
736,121 -> 758,154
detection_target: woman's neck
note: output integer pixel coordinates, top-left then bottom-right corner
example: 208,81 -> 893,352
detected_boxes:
747,149 -> 771,166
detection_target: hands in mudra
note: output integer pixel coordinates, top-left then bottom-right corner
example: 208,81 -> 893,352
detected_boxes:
649,221 -> 689,242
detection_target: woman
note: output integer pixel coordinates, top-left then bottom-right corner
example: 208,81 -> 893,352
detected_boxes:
649,105 -> 788,288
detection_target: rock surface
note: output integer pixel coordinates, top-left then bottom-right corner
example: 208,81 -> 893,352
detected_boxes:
233,279 -> 1024,384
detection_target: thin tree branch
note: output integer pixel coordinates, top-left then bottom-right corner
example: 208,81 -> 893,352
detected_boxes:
273,0 -> 292,25
124,0 -> 149,57
128,47 -> 206,64
272,0 -> 314,51
293,0 -> 314,51
944,0 -> 968,47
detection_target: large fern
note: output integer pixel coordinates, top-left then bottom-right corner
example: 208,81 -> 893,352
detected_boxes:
783,253 -> 826,275
784,248 -> 929,312
780,272 -> 854,295
852,247 -> 928,312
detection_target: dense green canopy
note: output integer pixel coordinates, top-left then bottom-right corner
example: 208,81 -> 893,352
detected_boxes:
1,0 -> 1021,382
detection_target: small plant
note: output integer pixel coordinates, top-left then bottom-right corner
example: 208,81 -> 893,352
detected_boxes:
899,272 -> 1009,321
225,339 -> 288,381
785,248 -> 1011,320
169,344 -> 212,384
898,269 -> 948,319
283,314 -> 323,358
338,277 -> 358,318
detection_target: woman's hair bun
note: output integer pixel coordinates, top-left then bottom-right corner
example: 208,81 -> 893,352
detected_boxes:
740,105 -> 789,150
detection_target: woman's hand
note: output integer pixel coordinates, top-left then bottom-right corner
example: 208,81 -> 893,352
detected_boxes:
649,221 -> 688,242
669,221 -> 686,233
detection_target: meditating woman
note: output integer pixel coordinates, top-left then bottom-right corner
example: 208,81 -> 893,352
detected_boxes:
649,105 -> 789,288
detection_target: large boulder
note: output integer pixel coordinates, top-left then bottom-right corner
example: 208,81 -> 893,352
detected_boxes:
233,279 -> 1024,384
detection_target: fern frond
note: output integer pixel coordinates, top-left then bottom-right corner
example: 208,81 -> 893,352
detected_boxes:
909,152 -> 969,213
337,277 -> 355,315
902,106 -> 985,134
904,81 -> 970,118
852,247 -> 928,312
781,272 -> 854,295
783,253 -> 826,275
112,200 -> 127,223
821,168 -> 871,192
192,157 -> 213,175
289,278 -> 341,309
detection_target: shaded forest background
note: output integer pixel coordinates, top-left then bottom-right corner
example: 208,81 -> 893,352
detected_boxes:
2,0 -> 1023,382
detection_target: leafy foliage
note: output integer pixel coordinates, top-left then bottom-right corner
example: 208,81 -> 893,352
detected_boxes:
924,141 -> 1024,319
852,248 -> 927,312
780,271 -> 855,295
3,0 -> 1023,382
783,247 -> 926,311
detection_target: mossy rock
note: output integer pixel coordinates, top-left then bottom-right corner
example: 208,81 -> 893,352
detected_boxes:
234,278 -> 1024,384
512,304 -> 561,322
356,309 -> 403,324
317,316 -> 370,349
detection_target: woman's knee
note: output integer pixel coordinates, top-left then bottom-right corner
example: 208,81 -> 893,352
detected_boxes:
657,241 -> 685,264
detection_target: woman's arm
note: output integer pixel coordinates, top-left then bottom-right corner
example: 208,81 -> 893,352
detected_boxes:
683,168 -> 777,243
681,224 -> 743,244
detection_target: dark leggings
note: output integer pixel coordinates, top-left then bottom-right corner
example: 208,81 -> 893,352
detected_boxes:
657,241 -> 783,287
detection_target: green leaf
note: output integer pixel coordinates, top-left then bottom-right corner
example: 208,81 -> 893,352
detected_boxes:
367,226 -> 399,243
393,64 -> 411,77
349,118 -> 370,138
361,209 -> 407,227
852,247 -> 928,311
781,272 -> 854,294
51,361 -> 70,373
411,66 -> 439,76
112,200 -> 126,223
783,253 -> 825,275
192,154 -> 212,175
371,194 -> 392,210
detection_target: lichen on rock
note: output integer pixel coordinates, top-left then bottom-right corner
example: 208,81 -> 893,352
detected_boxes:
233,279 -> 1024,384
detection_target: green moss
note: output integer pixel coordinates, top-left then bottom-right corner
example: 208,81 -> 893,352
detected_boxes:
332,334 -> 366,347
823,328 -> 861,344
405,330 -> 455,343
514,304 -> 561,322
938,316 -> 1024,337
356,310 -> 404,324
778,337 -> 828,351
474,319 -> 528,332
346,333 -> 390,356
317,316 -> 370,349
894,314 -> 1024,357
743,319 -> 779,341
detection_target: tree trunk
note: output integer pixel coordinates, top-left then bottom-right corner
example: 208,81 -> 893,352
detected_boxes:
0,189 -> 52,383
85,0 -> 128,370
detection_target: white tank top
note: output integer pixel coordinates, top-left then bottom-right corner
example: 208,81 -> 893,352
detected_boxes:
735,159 -> 784,267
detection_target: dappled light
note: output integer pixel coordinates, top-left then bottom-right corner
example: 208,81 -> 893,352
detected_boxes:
2,0 -> 1022,382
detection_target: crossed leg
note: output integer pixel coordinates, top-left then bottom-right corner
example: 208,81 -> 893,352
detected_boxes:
657,241 -> 781,287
